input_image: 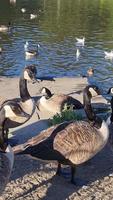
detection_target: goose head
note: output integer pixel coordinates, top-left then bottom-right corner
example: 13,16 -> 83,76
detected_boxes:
84,85 -> 100,100
83,85 -> 104,129
107,87 -> 113,96
24,65 -> 37,83
40,87 -> 52,98
87,68 -> 94,76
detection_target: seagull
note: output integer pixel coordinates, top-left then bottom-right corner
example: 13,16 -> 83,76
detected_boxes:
21,8 -> 26,13
30,14 -> 37,19
76,48 -> 80,59
0,47 -> 2,54
104,50 -> 113,59
76,37 -> 85,46
10,0 -> 16,4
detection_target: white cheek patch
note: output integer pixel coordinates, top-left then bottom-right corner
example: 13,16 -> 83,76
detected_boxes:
4,105 -> 17,118
24,70 -> 31,80
89,87 -> 98,97
111,88 -> 113,94
41,88 -> 46,94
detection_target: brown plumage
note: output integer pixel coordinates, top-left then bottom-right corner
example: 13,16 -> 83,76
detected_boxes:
13,85 -> 109,184
13,121 -> 105,165
37,87 -> 83,114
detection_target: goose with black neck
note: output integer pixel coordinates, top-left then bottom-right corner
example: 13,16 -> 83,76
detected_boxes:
37,87 -> 83,114
0,102 -> 29,194
1,65 -> 38,130
13,85 -> 109,185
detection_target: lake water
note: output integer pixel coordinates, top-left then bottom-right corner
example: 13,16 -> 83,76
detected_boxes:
0,0 -> 113,89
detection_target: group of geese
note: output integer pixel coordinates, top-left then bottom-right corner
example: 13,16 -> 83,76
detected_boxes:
0,64 -> 113,194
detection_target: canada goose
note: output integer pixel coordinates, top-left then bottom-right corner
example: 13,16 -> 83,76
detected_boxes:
13,85 -> 109,185
24,41 -> 40,58
0,22 -> 11,32
30,14 -> 37,19
0,102 -> 29,194
76,37 -> 85,46
37,87 -> 83,114
87,68 -> 94,76
1,65 -> 38,131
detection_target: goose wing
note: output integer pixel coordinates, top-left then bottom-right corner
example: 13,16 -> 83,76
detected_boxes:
53,121 -> 103,164
48,94 -> 83,109
0,152 -> 12,194
13,121 -> 103,165
13,124 -> 59,154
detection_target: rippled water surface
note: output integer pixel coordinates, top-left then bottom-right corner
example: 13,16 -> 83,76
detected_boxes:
0,0 -> 113,88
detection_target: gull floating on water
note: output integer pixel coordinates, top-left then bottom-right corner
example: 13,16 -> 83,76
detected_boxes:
30,14 -> 37,19
0,47 -> 2,54
76,48 -> 80,59
76,37 -> 85,46
10,0 -> 16,4
104,50 -> 113,59
0,22 -> 11,33
21,8 -> 26,13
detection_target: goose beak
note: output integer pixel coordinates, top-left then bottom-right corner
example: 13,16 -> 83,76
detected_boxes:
32,77 -> 41,84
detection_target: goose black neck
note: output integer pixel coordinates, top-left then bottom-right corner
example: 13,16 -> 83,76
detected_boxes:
0,108 -> 7,149
83,87 -> 102,128
19,76 -> 31,101
45,88 -> 52,99
110,97 -> 113,122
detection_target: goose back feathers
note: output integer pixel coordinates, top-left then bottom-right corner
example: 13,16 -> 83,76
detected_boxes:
13,85 -> 109,184
38,87 -> 83,113
13,120 -> 108,165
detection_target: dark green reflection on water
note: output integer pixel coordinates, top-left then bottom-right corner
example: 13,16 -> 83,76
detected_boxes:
0,0 -> 113,88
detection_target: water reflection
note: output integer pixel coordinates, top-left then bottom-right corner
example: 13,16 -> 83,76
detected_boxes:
0,0 -> 113,89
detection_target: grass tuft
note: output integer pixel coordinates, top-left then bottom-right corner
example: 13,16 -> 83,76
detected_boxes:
49,104 -> 83,126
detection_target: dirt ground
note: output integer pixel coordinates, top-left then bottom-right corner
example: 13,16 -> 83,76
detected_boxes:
0,76 -> 113,200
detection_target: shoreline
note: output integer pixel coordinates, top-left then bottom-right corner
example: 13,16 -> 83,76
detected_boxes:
0,76 -> 112,200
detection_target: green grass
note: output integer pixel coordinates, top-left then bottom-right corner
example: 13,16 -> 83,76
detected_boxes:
49,104 -> 83,126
